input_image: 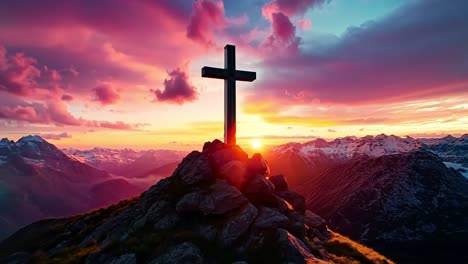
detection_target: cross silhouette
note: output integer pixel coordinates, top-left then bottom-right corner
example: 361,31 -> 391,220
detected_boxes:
202,45 -> 256,145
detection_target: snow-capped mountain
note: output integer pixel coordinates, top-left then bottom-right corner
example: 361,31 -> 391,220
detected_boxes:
267,134 -> 468,262
273,134 -> 421,159
62,147 -> 143,174
419,134 -> 468,179
0,136 -> 143,240
63,147 -> 186,177
294,149 -> 468,263
266,134 -> 423,187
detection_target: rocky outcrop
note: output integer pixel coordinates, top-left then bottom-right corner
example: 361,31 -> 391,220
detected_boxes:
0,140 -> 393,264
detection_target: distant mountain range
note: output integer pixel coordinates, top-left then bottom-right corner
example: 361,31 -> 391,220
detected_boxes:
0,136 -> 185,240
63,147 -> 186,178
266,134 -> 468,263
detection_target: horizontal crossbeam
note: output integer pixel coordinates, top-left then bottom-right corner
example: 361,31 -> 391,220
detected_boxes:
202,67 -> 256,82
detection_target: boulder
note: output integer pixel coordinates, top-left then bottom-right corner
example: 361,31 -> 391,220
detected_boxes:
202,139 -> 224,153
275,195 -> 294,214
286,221 -> 307,240
141,177 -> 172,212
277,229 -> 317,264
253,207 -> 288,229
303,210 -> 326,229
246,153 -> 270,176
173,151 -> 212,186
220,203 -> 258,246
210,146 -> 248,169
149,242 -> 204,264
176,180 -> 248,215
276,190 -> 306,213
268,175 -> 288,192
154,213 -> 180,231
243,174 -> 274,194
219,160 -> 247,189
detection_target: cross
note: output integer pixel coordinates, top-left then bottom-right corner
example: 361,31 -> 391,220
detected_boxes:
202,44 -> 256,146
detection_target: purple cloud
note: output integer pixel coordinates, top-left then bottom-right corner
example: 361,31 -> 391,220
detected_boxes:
93,84 -> 120,105
152,68 -> 198,104
40,132 -> 72,140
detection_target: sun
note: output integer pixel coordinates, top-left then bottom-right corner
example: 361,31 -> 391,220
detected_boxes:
251,139 -> 262,150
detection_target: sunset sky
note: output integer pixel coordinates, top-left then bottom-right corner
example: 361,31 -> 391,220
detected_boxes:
0,0 -> 467,150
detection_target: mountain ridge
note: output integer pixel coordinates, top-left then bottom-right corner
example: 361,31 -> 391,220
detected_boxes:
0,139 -> 393,264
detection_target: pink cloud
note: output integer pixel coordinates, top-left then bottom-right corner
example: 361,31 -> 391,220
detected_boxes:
0,94 -> 140,130
263,0 -> 328,18
262,12 -> 300,53
247,0 -> 468,109
152,68 -> 198,105
40,132 -> 72,140
187,0 -> 226,45
61,94 -> 73,101
98,121 -> 132,130
92,84 -> 120,105
50,69 -> 62,81
298,19 -> 311,30
0,47 -> 41,96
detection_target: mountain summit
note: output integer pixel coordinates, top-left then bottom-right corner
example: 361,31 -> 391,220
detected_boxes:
0,139 -> 391,264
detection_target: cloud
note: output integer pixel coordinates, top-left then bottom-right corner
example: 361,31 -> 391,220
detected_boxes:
98,121 -> 132,130
298,19 -> 311,30
0,95 -> 140,130
40,132 -> 71,140
248,0 -> 468,109
262,0 -> 329,18
92,84 -> 120,105
61,94 -> 73,101
0,47 -> 41,96
262,12 -> 300,53
328,129 -> 336,132
187,0 -> 226,45
152,68 -> 198,104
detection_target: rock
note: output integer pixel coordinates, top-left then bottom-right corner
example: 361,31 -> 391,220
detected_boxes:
176,180 -> 248,215
202,139 -> 224,153
268,175 -> 288,191
277,229 -> 317,264
303,210 -> 326,228
276,190 -> 306,213
154,213 -> 180,231
253,207 -> 288,229
145,200 -> 170,224
149,242 -> 204,264
197,224 -> 218,242
0,252 -> 31,264
141,177 -> 172,212
176,192 -> 204,213
275,195 -> 294,214
246,153 -> 270,176
211,146 -> 248,169
109,254 -> 136,264
173,151 -> 212,185
286,221 -> 307,239
221,203 -> 258,246
219,160 -> 247,189
243,174 -> 274,194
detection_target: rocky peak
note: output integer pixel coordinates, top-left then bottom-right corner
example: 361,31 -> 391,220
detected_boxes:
0,139 -> 392,264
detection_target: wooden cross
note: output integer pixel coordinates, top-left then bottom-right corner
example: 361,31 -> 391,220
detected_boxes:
202,45 -> 256,146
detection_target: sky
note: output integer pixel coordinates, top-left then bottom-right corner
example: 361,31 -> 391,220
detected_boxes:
0,0 -> 467,150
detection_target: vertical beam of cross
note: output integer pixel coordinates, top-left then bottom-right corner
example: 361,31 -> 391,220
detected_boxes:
202,45 -> 256,146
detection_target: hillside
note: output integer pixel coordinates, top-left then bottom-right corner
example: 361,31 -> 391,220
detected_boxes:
0,140 -> 392,264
